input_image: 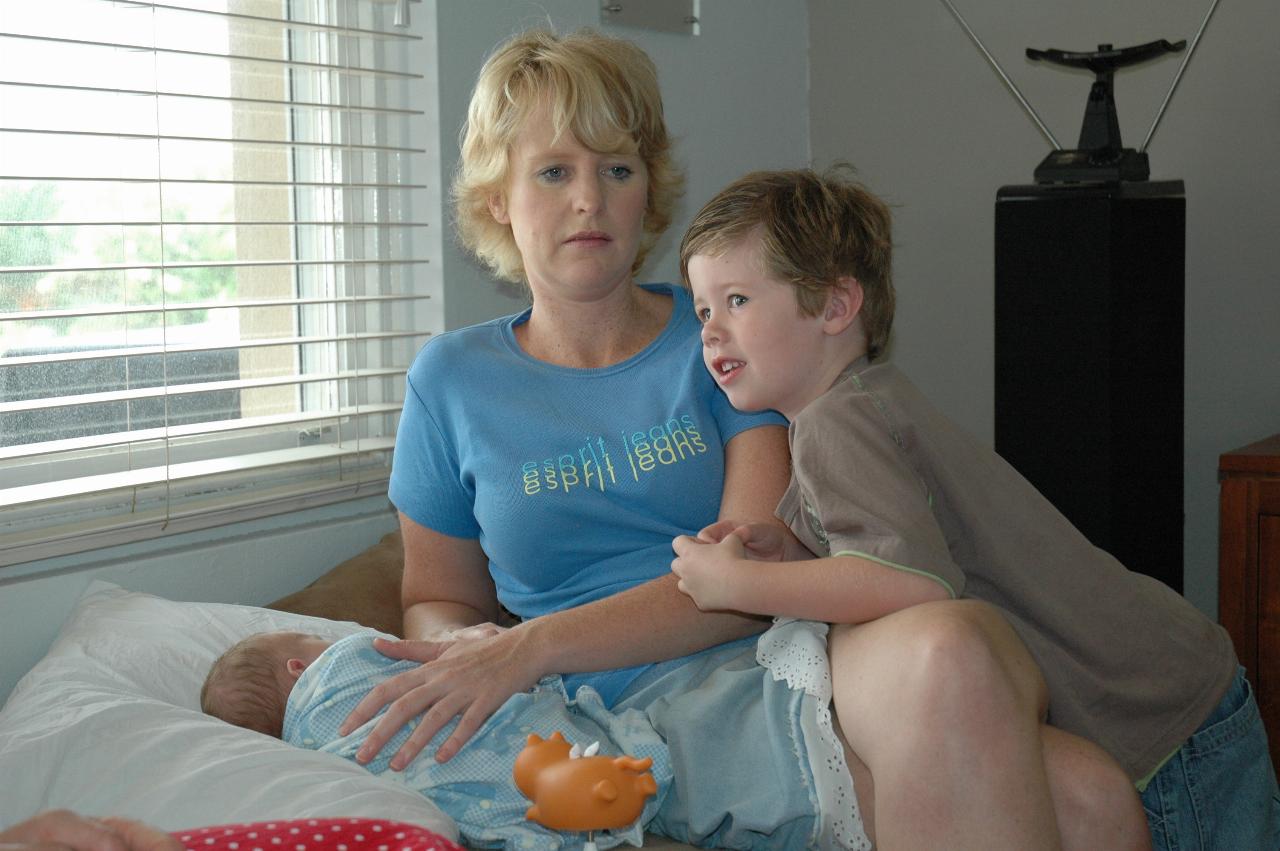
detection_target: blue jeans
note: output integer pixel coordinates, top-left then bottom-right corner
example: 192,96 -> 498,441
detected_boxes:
1141,668 -> 1280,850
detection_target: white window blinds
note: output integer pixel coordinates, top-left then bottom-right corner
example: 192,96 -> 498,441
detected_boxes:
0,0 -> 439,567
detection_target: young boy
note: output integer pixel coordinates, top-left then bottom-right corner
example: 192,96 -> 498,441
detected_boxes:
673,166 -> 1280,851
200,631 -> 671,850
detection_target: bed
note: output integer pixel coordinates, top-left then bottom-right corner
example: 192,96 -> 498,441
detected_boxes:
0,542 -> 698,850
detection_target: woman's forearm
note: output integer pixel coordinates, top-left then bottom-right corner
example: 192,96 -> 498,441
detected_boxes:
402,599 -> 495,640
513,572 -> 768,677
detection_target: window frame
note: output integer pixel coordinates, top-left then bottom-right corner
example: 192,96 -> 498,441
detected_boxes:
0,0 -> 440,569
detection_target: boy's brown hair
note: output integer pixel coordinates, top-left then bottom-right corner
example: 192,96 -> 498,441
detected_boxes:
680,166 -> 895,360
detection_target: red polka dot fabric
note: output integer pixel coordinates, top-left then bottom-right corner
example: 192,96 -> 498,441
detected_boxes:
172,818 -> 462,851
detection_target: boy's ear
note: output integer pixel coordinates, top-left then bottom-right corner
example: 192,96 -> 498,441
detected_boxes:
286,657 -> 309,680
487,192 -> 510,225
822,276 -> 865,335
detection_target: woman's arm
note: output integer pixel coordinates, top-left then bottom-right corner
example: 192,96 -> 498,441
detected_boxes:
342,425 -> 792,768
397,514 -> 501,640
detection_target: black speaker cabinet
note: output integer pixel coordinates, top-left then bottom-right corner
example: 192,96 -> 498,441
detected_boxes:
994,180 -> 1185,591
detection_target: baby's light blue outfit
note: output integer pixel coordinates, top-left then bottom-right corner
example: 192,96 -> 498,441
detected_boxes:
283,633 -> 672,850
284,625 -> 863,851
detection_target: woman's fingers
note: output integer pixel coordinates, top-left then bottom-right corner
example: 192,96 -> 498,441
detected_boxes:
345,630 -> 540,770
388,689 -> 470,769
434,699 -> 499,765
352,678 -> 442,765
370,636 -> 449,663
339,663 -> 431,737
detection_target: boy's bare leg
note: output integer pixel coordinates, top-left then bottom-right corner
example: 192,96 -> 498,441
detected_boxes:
829,600 -> 1151,851
840,725 -> 1151,851
1040,726 -> 1153,851
828,599 -> 1062,850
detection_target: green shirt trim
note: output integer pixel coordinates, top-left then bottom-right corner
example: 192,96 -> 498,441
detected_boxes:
1134,746 -> 1180,792
831,550 -> 958,599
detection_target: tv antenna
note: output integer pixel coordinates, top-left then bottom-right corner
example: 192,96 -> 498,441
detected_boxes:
939,0 -> 1221,183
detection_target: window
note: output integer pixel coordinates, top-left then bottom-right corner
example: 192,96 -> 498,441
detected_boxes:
0,0 -> 440,567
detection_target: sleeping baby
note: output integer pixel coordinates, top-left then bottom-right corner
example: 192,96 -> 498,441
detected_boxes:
199,630 -> 672,850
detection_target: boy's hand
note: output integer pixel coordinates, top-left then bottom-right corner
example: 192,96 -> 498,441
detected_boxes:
671,533 -> 750,612
697,520 -> 789,562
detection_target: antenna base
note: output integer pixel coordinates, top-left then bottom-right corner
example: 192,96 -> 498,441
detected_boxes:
1027,39 -> 1184,184
1034,148 -> 1150,184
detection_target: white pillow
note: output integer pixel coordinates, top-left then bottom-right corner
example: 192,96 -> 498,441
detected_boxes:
0,581 -> 458,840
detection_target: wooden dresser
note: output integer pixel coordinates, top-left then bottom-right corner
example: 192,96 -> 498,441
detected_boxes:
1219,433 -> 1280,766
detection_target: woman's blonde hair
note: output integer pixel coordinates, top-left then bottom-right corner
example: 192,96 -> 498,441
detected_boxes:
453,28 -> 683,284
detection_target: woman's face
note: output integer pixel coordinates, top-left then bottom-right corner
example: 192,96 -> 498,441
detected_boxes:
489,101 -> 649,302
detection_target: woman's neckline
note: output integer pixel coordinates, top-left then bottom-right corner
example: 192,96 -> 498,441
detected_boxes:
504,283 -> 681,373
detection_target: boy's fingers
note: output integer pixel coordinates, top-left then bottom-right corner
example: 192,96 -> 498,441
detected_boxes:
697,519 -> 738,542
671,535 -> 696,556
716,531 -> 744,553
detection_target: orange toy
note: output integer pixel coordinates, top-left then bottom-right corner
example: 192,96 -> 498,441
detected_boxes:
514,731 -> 658,845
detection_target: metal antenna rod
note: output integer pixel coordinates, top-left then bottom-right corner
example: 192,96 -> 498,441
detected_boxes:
939,0 -> 1062,150
1140,0 -> 1221,152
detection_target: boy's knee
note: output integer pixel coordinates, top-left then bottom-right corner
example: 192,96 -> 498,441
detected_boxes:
863,600 -> 1048,718
827,601 -> 1050,753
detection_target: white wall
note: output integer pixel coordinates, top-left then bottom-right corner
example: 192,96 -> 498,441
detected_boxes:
0,2 -> 811,702
808,0 -> 1280,617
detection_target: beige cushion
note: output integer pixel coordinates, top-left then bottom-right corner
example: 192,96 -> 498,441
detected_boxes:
267,530 -> 406,636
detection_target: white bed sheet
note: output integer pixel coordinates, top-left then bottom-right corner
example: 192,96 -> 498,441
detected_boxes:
0,581 -> 457,839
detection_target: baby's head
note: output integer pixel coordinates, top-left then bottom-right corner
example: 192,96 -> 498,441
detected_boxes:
201,631 -> 332,738
680,166 -> 895,361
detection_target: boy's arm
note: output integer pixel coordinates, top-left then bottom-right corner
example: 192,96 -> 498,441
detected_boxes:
671,533 -> 951,623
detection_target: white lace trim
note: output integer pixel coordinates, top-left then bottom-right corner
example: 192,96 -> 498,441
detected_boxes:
757,618 -> 871,851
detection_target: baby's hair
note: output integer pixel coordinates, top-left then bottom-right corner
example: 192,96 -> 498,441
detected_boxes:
452,27 -> 683,284
680,165 -> 895,361
201,633 -> 289,738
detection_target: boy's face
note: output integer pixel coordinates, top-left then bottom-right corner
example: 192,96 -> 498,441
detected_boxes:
687,236 -> 831,419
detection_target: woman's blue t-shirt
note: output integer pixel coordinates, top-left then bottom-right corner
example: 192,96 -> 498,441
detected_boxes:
388,284 -> 785,703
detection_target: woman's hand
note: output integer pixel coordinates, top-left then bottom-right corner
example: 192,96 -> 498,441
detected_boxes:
0,811 -> 181,851
338,626 -> 542,770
